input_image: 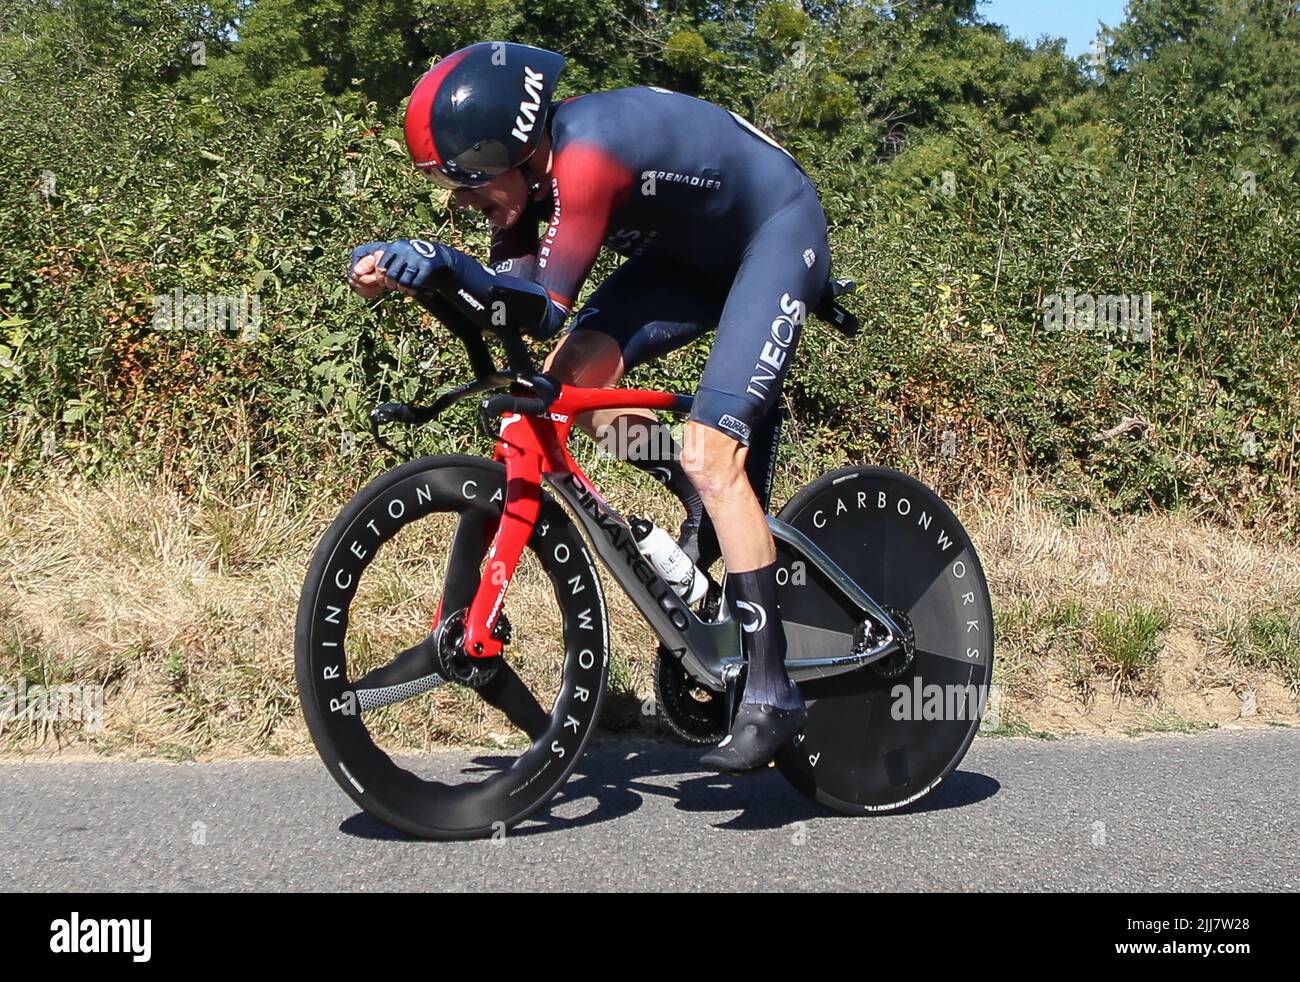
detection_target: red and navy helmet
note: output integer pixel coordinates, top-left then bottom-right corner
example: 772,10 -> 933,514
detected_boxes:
404,42 -> 567,190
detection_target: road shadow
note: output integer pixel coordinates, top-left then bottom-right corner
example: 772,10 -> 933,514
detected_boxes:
338,736 -> 999,841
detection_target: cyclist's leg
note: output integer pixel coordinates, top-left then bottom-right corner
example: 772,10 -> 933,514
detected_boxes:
685,187 -> 831,771
545,256 -> 725,417
544,259 -> 726,546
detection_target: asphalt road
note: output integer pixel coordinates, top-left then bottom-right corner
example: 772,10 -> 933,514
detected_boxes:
2,728 -> 1296,892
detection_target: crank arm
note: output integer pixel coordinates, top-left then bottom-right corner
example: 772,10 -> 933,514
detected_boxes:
716,629 -> 900,691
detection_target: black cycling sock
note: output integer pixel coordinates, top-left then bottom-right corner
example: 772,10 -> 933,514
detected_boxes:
617,420 -> 704,533
727,562 -> 802,710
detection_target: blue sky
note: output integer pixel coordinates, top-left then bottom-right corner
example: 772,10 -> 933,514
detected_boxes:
979,0 -> 1131,57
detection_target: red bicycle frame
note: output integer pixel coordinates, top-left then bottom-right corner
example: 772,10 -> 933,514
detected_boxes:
462,383 -> 687,660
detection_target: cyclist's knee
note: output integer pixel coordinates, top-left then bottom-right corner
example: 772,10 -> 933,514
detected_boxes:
544,330 -> 626,387
681,421 -> 748,499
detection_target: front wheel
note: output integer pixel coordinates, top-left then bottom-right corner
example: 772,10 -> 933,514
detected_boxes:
773,466 -> 994,813
296,455 -> 610,840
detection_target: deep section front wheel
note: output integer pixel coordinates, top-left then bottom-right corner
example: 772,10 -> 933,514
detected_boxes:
296,455 -> 609,840
773,466 -> 994,813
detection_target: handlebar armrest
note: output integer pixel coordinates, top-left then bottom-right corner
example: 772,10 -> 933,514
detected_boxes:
410,280 -> 498,378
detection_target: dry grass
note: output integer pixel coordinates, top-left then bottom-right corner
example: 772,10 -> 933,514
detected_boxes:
965,481 -> 1300,735
0,479 -> 325,758
0,467 -> 1296,760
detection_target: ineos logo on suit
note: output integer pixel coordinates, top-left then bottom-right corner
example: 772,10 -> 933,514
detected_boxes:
746,292 -> 806,400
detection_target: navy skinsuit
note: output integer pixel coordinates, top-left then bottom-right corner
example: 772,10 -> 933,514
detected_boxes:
486,86 -> 832,446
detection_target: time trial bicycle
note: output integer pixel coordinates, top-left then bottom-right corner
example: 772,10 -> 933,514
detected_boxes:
296,273 -> 994,839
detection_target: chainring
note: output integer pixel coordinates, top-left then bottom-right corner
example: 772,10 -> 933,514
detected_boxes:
652,646 -> 729,745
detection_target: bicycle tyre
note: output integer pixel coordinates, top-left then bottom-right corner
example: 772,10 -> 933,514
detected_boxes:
772,465 -> 994,814
296,455 -> 610,840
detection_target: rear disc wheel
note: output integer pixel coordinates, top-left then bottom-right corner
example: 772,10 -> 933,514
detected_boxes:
773,466 -> 994,813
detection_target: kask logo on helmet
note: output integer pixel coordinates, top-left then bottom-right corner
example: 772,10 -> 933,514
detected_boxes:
402,43 -> 564,188
510,66 -> 548,143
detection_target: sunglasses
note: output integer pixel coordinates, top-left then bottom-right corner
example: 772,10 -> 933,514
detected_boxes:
415,162 -> 495,191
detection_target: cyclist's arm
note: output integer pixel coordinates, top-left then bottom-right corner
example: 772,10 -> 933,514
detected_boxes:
528,140 -> 634,314
409,142 -> 631,337
416,242 -> 566,338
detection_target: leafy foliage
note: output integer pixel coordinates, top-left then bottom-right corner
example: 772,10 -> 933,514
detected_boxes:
0,0 -> 1296,529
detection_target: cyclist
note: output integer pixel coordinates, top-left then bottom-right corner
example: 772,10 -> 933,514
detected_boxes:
347,41 -> 832,773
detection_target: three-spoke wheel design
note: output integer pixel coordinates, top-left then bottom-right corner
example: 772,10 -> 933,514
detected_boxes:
296,455 -> 610,840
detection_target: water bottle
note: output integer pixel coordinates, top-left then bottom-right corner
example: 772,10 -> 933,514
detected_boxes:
629,517 -> 708,605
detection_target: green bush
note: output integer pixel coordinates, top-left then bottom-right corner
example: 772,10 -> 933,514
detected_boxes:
1220,609 -> 1300,692
1,0 -> 1296,532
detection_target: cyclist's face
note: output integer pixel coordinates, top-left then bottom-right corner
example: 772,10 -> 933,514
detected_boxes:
453,169 -> 528,229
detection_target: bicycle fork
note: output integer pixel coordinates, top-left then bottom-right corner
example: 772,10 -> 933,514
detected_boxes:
461,435 -> 543,661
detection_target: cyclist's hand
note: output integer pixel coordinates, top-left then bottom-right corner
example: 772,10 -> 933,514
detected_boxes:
378,239 -> 448,295
348,241 -> 389,299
